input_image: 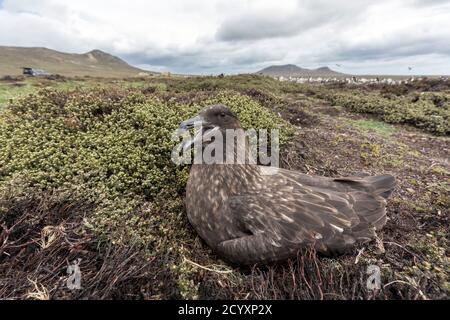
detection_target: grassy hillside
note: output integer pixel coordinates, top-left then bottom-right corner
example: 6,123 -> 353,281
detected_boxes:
0,75 -> 448,299
0,46 -> 154,78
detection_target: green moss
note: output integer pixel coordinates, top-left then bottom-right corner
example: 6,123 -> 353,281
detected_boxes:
320,89 -> 450,135
430,166 -> 450,176
360,142 -> 382,165
351,119 -> 396,137
406,232 -> 449,294
0,81 -> 36,108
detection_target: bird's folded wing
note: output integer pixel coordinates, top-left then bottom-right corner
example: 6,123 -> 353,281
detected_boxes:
217,189 -> 364,264
227,187 -> 363,247
259,166 -> 395,196
217,170 -> 390,264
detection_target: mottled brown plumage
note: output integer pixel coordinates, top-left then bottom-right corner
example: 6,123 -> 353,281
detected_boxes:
179,105 -> 396,265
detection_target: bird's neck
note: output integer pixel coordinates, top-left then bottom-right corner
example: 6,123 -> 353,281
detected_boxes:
191,163 -> 262,193
195,129 -> 258,166
190,129 -> 270,191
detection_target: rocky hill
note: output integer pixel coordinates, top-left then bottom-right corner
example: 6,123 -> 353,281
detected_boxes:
0,46 -> 155,77
256,64 -> 346,77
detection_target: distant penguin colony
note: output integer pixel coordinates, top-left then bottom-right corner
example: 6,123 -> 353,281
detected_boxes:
178,105 -> 396,265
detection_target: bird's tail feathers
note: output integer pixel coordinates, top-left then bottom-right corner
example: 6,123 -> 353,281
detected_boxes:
366,175 -> 396,199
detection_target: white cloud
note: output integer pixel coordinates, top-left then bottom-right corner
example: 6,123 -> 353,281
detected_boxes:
0,0 -> 449,74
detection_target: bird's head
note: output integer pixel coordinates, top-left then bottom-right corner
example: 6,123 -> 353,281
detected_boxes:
179,104 -> 241,131
177,104 -> 242,151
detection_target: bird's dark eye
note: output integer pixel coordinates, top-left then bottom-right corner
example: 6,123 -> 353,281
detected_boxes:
219,112 -> 226,118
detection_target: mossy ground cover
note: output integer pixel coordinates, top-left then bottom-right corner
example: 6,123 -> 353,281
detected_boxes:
0,75 -> 448,299
308,85 -> 450,135
0,80 -> 34,107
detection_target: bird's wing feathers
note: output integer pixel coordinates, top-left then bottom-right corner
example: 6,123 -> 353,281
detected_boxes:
217,171 -> 389,264
228,188 -> 360,246
219,188 -> 364,264
260,167 -> 396,197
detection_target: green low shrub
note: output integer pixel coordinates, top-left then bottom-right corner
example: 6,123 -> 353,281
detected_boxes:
323,90 -> 449,135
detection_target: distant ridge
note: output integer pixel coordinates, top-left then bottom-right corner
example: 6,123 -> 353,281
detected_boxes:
0,46 -> 156,77
256,64 -> 346,77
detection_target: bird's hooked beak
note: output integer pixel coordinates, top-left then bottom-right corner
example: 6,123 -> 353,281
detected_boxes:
176,115 -> 220,151
177,115 -> 202,131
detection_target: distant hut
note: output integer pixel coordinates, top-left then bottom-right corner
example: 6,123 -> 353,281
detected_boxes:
22,67 -> 49,77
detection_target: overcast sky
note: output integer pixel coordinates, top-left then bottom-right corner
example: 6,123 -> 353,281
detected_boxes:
0,0 -> 449,75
